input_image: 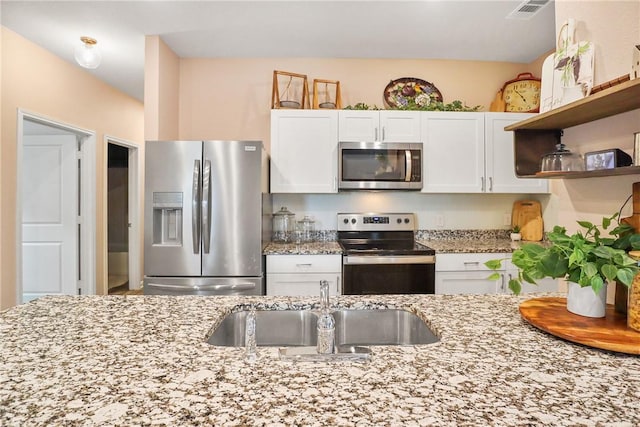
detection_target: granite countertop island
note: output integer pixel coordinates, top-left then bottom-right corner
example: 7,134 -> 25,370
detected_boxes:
1,294 -> 639,426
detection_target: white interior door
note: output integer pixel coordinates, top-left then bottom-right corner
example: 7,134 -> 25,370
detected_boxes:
22,135 -> 78,302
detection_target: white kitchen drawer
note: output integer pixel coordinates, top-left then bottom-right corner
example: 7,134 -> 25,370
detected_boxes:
435,271 -> 501,294
435,253 -> 508,272
266,273 -> 341,296
266,254 -> 342,274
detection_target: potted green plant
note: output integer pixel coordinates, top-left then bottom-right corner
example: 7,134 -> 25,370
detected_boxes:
486,213 -> 640,317
510,225 -> 521,241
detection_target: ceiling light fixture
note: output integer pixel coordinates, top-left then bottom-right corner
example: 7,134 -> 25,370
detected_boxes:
74,36 -> 102,69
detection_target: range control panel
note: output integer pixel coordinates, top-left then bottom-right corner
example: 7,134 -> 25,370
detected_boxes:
337,213 -> 415,231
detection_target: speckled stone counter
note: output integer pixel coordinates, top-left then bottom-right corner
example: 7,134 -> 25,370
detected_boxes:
419,238 -> 521,253
264,230 -> 545,255
416,229 -> 545,254
263,241 -> 343,255
1,294 -> 639,426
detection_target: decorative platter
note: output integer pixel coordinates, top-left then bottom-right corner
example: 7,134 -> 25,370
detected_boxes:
519,297 -> 640,355
383,77 -> 443,109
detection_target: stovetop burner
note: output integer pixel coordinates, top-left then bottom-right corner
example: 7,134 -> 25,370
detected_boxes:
337,213 -> 435,256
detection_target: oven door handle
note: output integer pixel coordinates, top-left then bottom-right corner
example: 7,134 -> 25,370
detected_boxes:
405,150 -> 412,182
344,255 -> 436,265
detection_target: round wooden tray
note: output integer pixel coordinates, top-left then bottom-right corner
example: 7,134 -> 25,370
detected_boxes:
519,297 -> 640,355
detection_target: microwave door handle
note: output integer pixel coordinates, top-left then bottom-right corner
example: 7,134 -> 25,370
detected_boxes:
202,159 -> 212,254
192,160 -> 201,254
405,150 -> 412,182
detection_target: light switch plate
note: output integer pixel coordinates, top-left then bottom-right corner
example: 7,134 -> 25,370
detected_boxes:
435,214 -> 445,228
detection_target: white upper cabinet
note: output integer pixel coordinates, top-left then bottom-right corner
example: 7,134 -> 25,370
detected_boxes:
422,112 -> 549,194
270,110 -> 547,195
421,112 -> 485,193
270,110 -> 338,193
338,111 -> 421,142
485,113 -> 549,194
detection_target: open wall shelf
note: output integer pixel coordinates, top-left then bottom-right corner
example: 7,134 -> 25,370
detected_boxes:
508,78 -> 640,179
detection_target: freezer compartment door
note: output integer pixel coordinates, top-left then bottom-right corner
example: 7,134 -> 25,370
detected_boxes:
144,141 -> 202,276
202,141 -> 263,276
143,276 -> 264,296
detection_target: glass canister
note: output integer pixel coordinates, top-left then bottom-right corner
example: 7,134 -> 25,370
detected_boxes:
272,207 -> 295,242
628,250 -> 640,332
297,215 -> 316,243
540,143 -> 584,172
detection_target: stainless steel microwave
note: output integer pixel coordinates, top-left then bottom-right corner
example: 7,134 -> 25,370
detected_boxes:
338,141 -> 423,190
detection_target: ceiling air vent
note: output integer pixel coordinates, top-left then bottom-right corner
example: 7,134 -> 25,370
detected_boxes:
506,0 -> 551,20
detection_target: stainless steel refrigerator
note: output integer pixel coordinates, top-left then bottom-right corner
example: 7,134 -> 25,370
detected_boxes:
143,140 -> 271,295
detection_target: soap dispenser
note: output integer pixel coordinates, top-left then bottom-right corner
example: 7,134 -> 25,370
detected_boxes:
245,307 -> 258,363
316,280 -> 335,354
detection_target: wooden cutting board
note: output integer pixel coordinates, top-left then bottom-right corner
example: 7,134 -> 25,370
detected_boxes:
489,90 -> 506,112
519,297 -> 640,355
539,53 -> 556,113
512,200 -> 543,241
621,182 -> 640,233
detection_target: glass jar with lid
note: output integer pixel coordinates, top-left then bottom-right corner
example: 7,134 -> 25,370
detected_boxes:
297,215 -> 316,243
272,207 -> 295,242
540,143 -> 584,172
627,250 -> 640,332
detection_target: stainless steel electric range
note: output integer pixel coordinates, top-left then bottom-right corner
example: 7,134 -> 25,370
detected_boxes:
337,213 -> 436,295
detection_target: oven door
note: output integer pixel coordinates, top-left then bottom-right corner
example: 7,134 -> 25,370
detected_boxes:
342,255 -> 435,294
339,142 -> 422,190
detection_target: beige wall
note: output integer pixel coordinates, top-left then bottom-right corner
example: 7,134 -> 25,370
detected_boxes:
144,36 -> 179,141
556,0 -> 640,84
548,1 -> 640,233
1,27 -> 144,309
177,57 -> 542,147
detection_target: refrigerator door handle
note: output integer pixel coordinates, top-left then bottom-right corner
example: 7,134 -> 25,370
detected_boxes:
146,282 -> 257,291
192,160 -> 201,254
202,159 -> 212,254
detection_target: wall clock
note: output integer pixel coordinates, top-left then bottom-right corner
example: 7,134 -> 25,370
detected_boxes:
501,72 -> 541,113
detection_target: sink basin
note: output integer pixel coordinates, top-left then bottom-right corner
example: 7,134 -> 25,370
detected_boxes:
207,308 -> 439,347
333,309 -> 439,346
207,310 -> 317,346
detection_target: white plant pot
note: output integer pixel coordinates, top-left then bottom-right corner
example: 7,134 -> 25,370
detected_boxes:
510,232 -> 522,241
566,281 -> 607,318
560,84 -> 584,106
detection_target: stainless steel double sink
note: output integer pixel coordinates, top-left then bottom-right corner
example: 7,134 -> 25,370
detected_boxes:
207,308 -> 439,347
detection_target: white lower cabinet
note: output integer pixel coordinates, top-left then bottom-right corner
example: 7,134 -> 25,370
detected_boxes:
266,254 -> 342,296
436,271 -> 502,295
505,261 -> 558,294
435,252 -> 557,295
435,253 -> 506,294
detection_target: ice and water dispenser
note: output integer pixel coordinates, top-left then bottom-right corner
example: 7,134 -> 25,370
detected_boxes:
152,192 -> 183,246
